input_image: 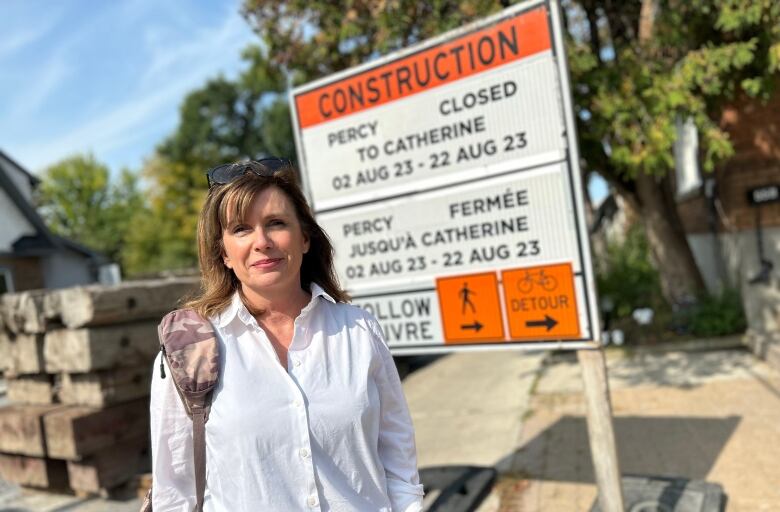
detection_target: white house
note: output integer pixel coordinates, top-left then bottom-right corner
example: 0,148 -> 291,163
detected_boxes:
0,150 -> 104,293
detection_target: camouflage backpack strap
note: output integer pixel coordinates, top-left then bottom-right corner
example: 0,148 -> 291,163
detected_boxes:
158,308 -> 220,512
140,486 -> 152,512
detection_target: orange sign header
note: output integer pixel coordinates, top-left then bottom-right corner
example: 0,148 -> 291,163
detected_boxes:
294,6 -> 551,129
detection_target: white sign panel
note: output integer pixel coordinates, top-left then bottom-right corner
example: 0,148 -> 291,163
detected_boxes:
318,164 -> 577,290
291,0 -> 600,354
303,56 -> 565,211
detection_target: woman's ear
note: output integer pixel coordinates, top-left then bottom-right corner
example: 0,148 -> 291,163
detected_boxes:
222,248 -> 232,269
301,229 -> 311,254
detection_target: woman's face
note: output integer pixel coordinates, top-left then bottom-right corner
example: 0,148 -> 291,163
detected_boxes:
221,186 -> 310,298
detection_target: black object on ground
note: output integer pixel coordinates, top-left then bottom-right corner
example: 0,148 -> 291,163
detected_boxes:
394,355 -> 444,380
590,475 -> 727,512
419,465 -> 497,512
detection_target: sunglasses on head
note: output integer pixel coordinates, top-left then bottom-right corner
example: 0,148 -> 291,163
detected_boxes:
206,157 -> 292,188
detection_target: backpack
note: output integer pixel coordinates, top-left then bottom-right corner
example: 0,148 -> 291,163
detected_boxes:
141,309 -> 220,512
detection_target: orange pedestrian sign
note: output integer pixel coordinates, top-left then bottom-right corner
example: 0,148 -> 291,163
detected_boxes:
436,272 -> 504,344
502,263 -> 580,340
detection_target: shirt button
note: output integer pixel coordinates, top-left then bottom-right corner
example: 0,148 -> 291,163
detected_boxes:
299,447 -> 311,458
293,359 -> 302,367
307,495 -> 318,507
293,399 -> 303,408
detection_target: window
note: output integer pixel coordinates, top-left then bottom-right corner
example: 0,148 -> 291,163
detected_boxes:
0,267 -> 13,294
674,116 -> 702,198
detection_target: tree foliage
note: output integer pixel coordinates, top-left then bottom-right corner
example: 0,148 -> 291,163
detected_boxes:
596,224 -> 665,318
242,1 -> 507,83
563,0 -> 778,305
157,48 -> 293,167
241,0 -> 778,184
240,0 -> 778,306
123,48 -> 294,275
130,0 -> 778,297
567,0 -> 779,185
36,154 -> 145,267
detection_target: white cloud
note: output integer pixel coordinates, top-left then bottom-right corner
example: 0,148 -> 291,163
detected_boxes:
6,54 -> 70,119
0,15 -> 61,59
138,7 -> 249,89
8,1 -> 256,172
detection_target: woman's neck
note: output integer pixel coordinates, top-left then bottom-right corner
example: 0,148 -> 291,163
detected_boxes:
239,285 -> 310,319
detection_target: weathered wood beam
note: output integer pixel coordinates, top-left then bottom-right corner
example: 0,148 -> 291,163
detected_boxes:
44,322 -> 159,373
0,404 -> 67,456
66,435 -> 149,493
0,290 -> 50,334
43,399 -> 149,460
3,333 -> 45,375
0,453 -> 69,489
57,278 -> 198,328
0,331 -> 10,373
6,374 -> 54,405
57,366 -> 151,407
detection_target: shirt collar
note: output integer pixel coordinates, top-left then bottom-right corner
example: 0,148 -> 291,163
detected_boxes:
214,283 -> 336,328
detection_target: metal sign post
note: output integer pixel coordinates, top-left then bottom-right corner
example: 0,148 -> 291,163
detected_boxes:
290,1 -> 623,509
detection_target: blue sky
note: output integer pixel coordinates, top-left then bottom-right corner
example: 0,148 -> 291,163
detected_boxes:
0,1 -> 610,204
0,0 -> 256,174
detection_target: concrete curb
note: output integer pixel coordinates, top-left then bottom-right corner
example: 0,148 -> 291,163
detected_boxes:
604,334 -> 745,358
744,330 -> 780,373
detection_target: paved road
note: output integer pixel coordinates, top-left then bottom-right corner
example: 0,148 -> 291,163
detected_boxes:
491,345 -> 780,511
403,349 -> 547,470
8,343 -> 773,511
1,349 -> 548,511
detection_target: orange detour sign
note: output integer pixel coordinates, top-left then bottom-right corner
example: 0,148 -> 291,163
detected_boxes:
501,263 -> 580,340
436,272 -> 504,344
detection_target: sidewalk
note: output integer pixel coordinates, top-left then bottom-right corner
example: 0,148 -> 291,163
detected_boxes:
3,343 -> 777,511
403,350 -> 546,470
497,346 -> 780,511
402,349 -> 547,512
0,350 -> 542,512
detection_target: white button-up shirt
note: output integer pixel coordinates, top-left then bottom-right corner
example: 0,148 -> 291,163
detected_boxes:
150,284 -> 424,511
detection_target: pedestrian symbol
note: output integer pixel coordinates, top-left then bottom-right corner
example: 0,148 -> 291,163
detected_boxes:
436,272 -> 504,344
460,282 -> 477,314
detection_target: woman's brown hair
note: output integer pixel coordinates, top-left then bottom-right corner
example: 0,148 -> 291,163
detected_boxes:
185,161 -> 349,318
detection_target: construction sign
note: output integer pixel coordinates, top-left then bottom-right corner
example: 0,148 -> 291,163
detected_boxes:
502,263 -> 580,340
290,0 -> 600,354
436,272 -> 504,343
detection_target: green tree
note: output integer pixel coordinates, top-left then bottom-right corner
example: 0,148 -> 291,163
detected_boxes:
122,157 -> 205,275
566,0 -> 779,307
124,49 -> 293,275
241,0 -> 779,308
157,53 -> 293,167
36,154 -> 144,267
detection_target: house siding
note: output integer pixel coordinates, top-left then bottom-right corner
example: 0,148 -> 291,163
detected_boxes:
0,256 -> 44,291
676,93 -> 780,342
0,187 -> 36,251
41,251 -> 96,289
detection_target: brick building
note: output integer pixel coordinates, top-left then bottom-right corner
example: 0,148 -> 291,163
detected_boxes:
676,94 -> 780,346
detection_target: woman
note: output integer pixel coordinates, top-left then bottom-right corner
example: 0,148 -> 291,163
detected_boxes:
150,159 -> 424,511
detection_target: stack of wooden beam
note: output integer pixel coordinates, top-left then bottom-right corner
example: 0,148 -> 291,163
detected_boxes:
0,278 -> 198,495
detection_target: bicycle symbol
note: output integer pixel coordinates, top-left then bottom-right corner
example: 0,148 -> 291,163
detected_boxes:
516,269 -> 558,294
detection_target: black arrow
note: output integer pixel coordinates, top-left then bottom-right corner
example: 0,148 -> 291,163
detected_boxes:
460,321 -> 483,332
525,315 -> 558,331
